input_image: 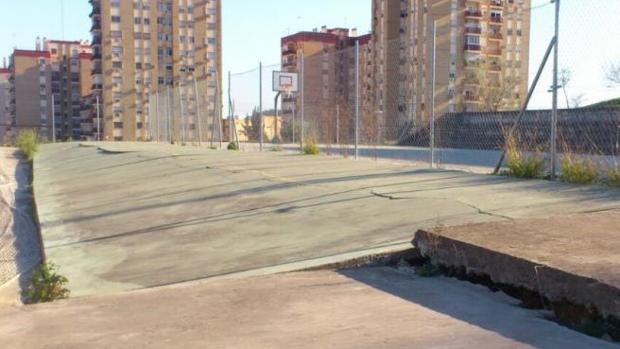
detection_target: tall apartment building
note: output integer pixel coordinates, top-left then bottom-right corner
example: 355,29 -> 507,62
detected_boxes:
8,49 -> 53,141
373,0 -> 531,142
281,27 -> 373,143
0,66 -> 9,143
372,0 -> 401,141
7,40 -> 92,142
89,0 -> 223,142
44,40 -> 93,140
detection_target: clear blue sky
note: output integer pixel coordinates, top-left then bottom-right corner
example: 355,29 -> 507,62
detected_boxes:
0,0 -> 618,113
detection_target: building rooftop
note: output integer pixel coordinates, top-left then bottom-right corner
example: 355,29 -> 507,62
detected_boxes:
12,50 -> 50,59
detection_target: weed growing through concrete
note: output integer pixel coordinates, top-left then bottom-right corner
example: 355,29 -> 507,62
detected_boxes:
503,131 -> 545,179
561,157 -> 599,184
607,168 -> 620,187
271,145 -> 283,152
227,142 -> 239,151
303,139 -> 320,155
16,130 -> 40,162
24,262 -> 70,304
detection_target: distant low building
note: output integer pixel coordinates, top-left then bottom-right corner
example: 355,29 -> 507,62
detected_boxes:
223,115 -> 283,143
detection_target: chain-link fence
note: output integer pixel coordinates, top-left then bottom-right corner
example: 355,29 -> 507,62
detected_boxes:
145,76 -> 224,147
226,0 -> 620,176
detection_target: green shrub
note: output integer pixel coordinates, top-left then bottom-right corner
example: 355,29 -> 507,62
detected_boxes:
16,130 -> 39,161
503,133 -> 545,179
506,154 -> 545,179
561,158 -> 599,184
271,145 -> 283,152
303,139 -> 320,155
24,262 -> 70,304
227,142 -> 239,151
608,168 -> 620,187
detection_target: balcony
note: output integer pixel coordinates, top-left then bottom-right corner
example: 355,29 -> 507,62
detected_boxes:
464,44 -> 481,52
90,20 -> 101,32
490,0 -> 503,7
464,10 -> 483,18
465,94 -> 480,102
89,7 -> 100,18
282,48 -> 296,56
489,16 -> 503,24
488,32 -> 503,40
465,27 -> 482,34
487,49 -> 502,56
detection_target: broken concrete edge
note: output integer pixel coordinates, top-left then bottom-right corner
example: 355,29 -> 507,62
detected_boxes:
412,229 -> 620,340
48,242 -> 416,303
300,247 -> 421,272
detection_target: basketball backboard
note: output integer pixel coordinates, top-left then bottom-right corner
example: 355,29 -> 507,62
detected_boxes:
272,71 -> 299,93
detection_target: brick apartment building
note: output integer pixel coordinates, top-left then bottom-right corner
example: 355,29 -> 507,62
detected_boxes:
89,0 -> 222,142
280,27 -> 374,143
6,39 -> 92,142
373,0 -> 531,141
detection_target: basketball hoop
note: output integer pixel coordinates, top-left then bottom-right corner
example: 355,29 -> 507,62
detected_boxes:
273,71 -> 299,95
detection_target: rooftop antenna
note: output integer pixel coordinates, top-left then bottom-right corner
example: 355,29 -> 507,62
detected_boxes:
60,0 -> 65,40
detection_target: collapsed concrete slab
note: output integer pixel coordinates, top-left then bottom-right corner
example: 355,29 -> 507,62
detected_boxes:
413,212 -> 620,339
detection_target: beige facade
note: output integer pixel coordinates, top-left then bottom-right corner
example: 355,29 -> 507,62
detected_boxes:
8,50 -> 53,141
7,40 -> 92,142
44,40 -> 93,140
373,0 -> 531,142
90,0 -> 222,142
372,0 -> 401,141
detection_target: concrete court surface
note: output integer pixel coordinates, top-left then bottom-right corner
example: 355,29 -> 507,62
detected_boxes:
0,267 -> 616,349
34,142 -> 620,296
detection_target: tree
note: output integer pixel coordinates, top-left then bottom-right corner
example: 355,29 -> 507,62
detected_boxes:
571,94 -> 586,108
241,107 -> 266,142
472,59 -> 520,112
559,68 -> 572,109
605,62 -> 620,86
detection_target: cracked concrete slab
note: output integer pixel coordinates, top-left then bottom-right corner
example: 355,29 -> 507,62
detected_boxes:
413,211 -> 620,322
33,142 -> 620,296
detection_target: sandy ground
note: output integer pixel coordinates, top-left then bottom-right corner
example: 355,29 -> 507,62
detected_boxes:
0,148 -> 41,303
0,267 -> 614,349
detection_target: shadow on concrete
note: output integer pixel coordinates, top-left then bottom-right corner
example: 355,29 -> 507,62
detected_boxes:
43,169 -> 465,230
8,150 -> 42,301
338,267 -> 597,349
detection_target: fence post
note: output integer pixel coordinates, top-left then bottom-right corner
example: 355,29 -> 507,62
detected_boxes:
430,20 -> 437,168
228,70 -> 232,143
355,39 -> 360,160
550,0 -> 561,178
166,85 -> 172,143
51,94 -> 56,143
193,77 -> 202,146
300,53 -> 305,152
96,95 -> 101,141
259,62 -> 263,152
179,82 -> 186,144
